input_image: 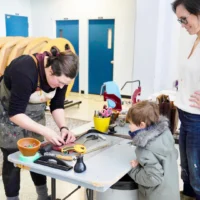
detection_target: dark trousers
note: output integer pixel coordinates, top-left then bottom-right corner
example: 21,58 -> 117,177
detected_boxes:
1,148 -> 46,197
178,109 -> 200,198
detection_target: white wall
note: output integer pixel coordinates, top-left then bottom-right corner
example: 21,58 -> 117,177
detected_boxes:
0,0 -> 189,100
0,0 -> 32,37
133,0 -> 181,99
30,0 -> 136,95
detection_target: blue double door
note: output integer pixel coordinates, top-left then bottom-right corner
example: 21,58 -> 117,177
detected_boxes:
56,19 -> 115,94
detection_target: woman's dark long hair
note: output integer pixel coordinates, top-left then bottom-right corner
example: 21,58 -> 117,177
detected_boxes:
172,0 -> 200,16
46,46 -> 79,79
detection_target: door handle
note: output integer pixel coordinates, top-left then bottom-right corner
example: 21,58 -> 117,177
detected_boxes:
107,29 -> 112,49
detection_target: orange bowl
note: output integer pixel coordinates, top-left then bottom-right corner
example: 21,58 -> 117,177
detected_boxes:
17,138 -> 41,157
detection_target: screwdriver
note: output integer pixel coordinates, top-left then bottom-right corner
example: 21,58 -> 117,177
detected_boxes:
44,152 -> 76,161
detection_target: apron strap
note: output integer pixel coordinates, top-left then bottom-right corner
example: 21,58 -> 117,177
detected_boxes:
29,55 -> 41,89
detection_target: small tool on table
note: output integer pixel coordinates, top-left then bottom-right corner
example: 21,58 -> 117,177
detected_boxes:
39,143 -> 53,155
83,135 -> 99,144
44,152 -> 76,161
34,155 -> 73,171
82,134 -> 107,145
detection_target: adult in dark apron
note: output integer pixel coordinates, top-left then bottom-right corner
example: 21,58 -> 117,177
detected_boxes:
0,51 -> 79,200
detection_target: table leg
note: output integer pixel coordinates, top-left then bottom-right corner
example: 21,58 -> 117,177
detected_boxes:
51,178 -> 56,200
86,189 -> 94,200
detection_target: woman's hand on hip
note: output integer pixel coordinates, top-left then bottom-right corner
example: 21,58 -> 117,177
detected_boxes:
43,129 -> 65,146
61,129 -> 76,144
189,91 -> 200,109
130,160 -> 139,168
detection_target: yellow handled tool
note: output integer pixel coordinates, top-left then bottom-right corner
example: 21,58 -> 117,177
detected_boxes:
56,154 -> 74,161
61,144 -> 87,154
44,152 -> 75,161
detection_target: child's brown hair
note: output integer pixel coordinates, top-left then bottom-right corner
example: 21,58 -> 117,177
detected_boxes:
126,100 -> 160,127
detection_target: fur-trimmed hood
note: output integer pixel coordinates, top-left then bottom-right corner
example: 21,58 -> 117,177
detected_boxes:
131,116 -> 175,156
129,115 -> 179,200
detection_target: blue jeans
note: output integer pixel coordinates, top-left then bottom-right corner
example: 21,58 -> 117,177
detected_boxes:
178,109 -> 200,197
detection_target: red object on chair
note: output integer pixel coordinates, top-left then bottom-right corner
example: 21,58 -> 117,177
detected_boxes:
121,80 -> 142,105
132,86 -> 141,104
103,92 -> 122,111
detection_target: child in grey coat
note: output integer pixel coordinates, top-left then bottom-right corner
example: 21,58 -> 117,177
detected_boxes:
127,101 -> 180,200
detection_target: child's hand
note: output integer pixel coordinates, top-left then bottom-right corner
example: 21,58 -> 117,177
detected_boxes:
130,160 -> 139,168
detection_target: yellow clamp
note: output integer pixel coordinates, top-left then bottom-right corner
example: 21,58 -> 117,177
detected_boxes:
61,144 -> 87,154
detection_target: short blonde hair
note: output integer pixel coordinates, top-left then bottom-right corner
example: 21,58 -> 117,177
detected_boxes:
126,100 -> 159,127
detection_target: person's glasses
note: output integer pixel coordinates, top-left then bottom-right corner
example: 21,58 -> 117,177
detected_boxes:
177,14 -> 191,25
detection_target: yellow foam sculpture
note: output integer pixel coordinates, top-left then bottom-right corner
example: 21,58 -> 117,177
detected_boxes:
0,37 -> 14,47
0,37 -> 76,105
0,37 -> 24,76
7,37 -> 36,66
40,38 -> 76,103
23,37 -> 50,55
